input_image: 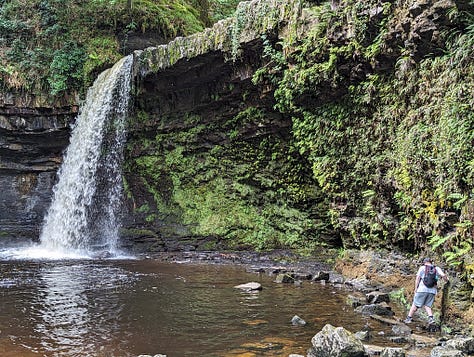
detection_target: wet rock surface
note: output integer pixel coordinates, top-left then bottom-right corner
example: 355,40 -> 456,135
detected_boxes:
0,93 -> 76,240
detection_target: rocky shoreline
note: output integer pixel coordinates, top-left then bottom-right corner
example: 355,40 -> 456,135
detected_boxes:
140,248 -> 474,357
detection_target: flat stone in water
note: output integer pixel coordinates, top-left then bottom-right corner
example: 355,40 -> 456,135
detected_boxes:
234,282 -> 262,291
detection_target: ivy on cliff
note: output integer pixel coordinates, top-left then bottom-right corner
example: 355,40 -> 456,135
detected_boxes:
265,0 -> 474,267
124,0 -> 474,264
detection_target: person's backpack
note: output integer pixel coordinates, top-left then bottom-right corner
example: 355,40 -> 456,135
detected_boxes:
423,265 -> 438,288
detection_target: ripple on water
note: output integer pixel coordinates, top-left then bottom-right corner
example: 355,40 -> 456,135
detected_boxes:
0,259 -> 412,356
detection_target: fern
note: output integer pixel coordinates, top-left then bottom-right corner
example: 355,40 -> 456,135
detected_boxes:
443,240 -> 473,266
428,234 -> 450,250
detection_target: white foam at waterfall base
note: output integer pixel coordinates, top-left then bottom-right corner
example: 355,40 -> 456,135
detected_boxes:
0,244 -> 93,260
0,244 -> 135,260
26,55 -> 135,260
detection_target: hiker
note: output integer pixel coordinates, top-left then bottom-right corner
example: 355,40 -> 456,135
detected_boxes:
404,257 -> 449,324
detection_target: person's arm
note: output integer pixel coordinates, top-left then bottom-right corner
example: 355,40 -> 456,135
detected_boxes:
437,267 -> 449,281
414,275 -> 421,292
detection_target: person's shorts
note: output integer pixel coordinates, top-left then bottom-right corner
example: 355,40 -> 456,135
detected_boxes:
414,292 -> 435,308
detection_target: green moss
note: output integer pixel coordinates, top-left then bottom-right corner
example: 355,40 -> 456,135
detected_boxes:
83,36 -> 122,86
125,104 -> 325,250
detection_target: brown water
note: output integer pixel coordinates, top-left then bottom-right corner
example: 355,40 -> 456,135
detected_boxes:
0,259 -> 404,356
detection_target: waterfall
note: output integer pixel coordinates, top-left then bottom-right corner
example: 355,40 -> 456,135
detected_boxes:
39,55 -> 133,257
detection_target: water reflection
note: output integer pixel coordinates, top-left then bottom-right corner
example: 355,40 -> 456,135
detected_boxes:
0,260 -> 407,356
29,263 -> 134,356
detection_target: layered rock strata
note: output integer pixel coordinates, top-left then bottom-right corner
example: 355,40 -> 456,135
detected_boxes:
0,93 -> 77,241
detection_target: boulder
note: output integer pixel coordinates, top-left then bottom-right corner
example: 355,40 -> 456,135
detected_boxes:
444,337 -> 474,353
346,277 -> 374,292
329,273 -> 345,284
430,346 -> 465,357
308,324 -> 366,357
364,344 -> 384,355
392,323 -> 412,336
355,330 -> 370,341
381,347 -> 405,357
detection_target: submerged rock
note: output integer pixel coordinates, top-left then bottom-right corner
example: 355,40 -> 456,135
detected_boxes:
93,250 -> 114,259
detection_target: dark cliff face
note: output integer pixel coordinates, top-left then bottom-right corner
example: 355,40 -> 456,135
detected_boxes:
119,0 -> 324,253
0,94 -> 76,242
0,0 -> 463,253
120,0 -> 460,253
122,40 -> 328,252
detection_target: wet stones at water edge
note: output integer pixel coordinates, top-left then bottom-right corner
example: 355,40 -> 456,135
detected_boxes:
432,337 -> 474,356
307,324 -> 474,356
366,291 -> 390,304
355,302 -> 394,317
274,270 -> 330,284
275,273 -> 295,283
308,323 -> 411,357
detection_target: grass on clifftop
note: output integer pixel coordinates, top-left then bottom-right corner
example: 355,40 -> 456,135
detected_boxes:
0,0 -> 240,98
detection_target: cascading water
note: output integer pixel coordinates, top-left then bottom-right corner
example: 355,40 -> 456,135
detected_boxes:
38,55 -> 133,257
